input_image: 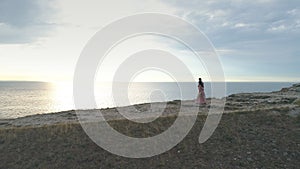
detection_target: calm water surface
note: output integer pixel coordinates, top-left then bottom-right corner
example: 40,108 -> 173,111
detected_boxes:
0,81 -> 295,119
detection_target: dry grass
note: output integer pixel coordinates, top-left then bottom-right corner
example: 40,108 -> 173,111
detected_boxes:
0,109 -> 299,169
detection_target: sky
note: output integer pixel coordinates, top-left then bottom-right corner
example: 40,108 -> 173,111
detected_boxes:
0,0 -> 299,82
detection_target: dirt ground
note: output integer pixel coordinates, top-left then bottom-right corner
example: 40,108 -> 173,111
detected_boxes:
1,109 -> 299,169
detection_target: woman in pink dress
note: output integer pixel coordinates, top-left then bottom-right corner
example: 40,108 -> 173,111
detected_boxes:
195,78 -> 206,105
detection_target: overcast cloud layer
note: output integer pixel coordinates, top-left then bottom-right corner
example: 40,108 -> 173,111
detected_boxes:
0,0 -> 57,43
165,0 -> 300,80
0,0 -> 299,81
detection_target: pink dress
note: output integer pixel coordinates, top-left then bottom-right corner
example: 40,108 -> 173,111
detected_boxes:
195,85 -> 206,104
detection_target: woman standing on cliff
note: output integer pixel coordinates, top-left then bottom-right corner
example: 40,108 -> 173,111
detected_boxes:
195,78 -> 206,105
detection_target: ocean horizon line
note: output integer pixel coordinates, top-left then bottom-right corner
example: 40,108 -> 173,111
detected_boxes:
0,80 -> 299,83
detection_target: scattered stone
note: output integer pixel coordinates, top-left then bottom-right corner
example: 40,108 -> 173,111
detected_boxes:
280,88 -> 289,92
288,108 -> 300,117
293,98 -> 300,106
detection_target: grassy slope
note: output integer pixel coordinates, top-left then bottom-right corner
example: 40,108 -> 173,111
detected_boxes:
0,109 -> 299,169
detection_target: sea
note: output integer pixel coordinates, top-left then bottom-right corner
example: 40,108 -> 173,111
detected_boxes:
0,81 -> 296,119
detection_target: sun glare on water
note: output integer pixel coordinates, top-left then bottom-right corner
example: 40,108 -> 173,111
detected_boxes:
50,82 -> 74,111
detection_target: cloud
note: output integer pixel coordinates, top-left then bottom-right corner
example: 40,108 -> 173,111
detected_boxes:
0,0 -> 57,44
162,0 -> 300,80
163,0 -> 300,41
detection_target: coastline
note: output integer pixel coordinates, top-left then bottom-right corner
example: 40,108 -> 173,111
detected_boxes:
0,83 -> 299,168
1,83 -> 299,129
0,81 -> 296,120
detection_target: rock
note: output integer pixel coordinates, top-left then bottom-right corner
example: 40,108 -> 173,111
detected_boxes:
293,99 -> 300,106
292,83 -> 300,87
288,108 -> 300,117
280,88 -> 289,92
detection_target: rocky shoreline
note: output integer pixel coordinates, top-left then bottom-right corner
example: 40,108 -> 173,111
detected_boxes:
1,83 -> 299,128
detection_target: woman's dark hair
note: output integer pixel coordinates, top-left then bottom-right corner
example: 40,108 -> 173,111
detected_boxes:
198,78 -> 204,87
